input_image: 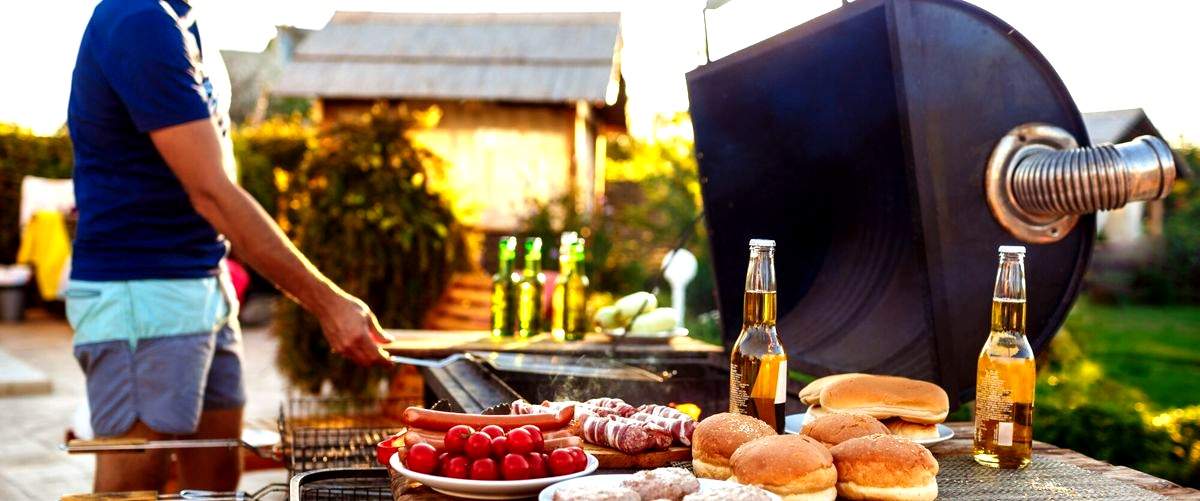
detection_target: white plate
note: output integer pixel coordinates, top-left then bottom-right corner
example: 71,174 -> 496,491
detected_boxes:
390,451 -> 599,500
602,327 -> 689,344
784,407 -> 955,446
540,474 -> 782,501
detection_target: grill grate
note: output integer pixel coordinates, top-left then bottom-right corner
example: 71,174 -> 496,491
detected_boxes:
289,467 -> 398,500
278,397 -> 417,477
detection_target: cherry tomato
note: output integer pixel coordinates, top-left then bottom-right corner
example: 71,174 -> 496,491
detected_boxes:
501,453 -> 531,480
506,428 -> 534,455
405,443 -> 438,474
480,424 -> 506,439
525,452 -> 548,478
444,425 -> 474,454
548,448 -> 574,476
566,447 -> 587,472
490,435 -> 509,457
469,458 -> 499,480
520,425 -> 544,452
465,432 -> 492,460
441,455 -> 469,479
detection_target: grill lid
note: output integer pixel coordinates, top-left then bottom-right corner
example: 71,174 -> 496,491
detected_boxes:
687,0 -> 1094,407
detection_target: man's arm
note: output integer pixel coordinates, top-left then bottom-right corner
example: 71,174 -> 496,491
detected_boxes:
150,118 -> 390,366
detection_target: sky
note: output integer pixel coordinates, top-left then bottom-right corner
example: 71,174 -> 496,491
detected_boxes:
0,0 -> 1196,144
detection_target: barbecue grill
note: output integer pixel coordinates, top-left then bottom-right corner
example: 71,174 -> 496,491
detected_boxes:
687,0 -> 1178,407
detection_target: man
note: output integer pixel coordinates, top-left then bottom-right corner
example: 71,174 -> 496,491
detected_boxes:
66,0 -> 390,492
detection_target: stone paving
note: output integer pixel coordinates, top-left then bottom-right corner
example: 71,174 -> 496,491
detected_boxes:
0,309 -> 289,500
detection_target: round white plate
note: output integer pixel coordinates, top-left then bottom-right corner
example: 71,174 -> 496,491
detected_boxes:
784,407 -> 955,446
601,327 -> 689,344
390,451 -> 599,500
540,474 -> 781,501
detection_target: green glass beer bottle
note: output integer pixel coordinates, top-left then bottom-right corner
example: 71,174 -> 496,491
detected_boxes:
553,236 -> 590,341
490,237 -> 519,338
517,237 -> 546,338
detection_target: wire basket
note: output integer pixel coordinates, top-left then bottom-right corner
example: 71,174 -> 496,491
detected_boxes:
278,396 -> 417,477
289,467 -> 401,500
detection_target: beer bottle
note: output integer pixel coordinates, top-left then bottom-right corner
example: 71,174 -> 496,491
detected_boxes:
553,237 -> 590,341
490,236 -> 519,338
729,238 -> 787,433
517,237 -> 546,338
974,245 -> 1035,469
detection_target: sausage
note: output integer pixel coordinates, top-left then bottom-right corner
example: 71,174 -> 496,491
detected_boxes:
402,431 -> 444,450
401,406 -> 574,432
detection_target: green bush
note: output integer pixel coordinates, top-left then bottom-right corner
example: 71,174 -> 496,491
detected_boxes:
232,115 -> 312,220
0,124 -> 73,262
274,102 -> 468,396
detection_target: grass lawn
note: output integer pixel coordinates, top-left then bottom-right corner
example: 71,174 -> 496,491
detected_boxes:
1063,299 -> 1200,409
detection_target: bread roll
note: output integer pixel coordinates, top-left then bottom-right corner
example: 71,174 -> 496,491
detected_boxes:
882,418 -> 940,440
802,413 -> 890,447
829,434 -> 938,501
819,375 -> 948,424
798,373 -> 868,406
729,434 -> 837,501
691,413 -> 775,480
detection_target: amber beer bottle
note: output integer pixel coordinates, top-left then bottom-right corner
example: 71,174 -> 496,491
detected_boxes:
729,239 -> 787,433
974,245 -> 1036,469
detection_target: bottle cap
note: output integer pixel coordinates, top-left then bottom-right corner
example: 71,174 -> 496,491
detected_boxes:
749,238 -> 776,248
998,245 -> 1027,254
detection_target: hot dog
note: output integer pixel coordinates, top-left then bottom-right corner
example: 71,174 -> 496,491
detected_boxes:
404,426 -> 577,441
401,405 -> 574,431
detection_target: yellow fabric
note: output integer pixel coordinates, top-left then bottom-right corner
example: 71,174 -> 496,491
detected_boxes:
16,210 -> 71,300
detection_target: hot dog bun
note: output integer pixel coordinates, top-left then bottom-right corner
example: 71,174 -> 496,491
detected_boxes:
819,376 -> 948,424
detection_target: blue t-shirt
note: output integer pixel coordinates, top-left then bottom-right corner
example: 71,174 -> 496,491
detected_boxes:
67,0 -> 232,280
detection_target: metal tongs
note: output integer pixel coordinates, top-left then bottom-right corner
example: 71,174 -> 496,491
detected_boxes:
60,435 -> 277,458
62,485 -> 288,500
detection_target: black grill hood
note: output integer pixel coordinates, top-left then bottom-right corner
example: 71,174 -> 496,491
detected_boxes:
687,0 -> 1091,407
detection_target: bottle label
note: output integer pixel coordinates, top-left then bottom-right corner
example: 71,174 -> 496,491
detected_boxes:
997,422 -> 1014,446
774,360 -> 787,404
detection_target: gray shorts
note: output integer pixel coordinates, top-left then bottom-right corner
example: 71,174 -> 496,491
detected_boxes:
74,323 -> 246,436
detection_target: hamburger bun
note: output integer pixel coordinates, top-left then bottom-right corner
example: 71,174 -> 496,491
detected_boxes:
730,434 -> 837,501
819,375 -> 948,424
798,373 -> 868,405
883,418 -> 940,440
829,434 -> 939,501
691,413 -> 776,480
802,413 -> 890,447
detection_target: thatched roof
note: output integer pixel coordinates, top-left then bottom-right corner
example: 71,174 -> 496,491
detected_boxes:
273,12 -> 621,104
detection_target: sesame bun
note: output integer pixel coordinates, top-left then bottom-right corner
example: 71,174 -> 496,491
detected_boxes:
729,434 -> 837,501
829,434 -> 939,501
798,373 -> 868,406
802,413 -> 890,447
883,418 -> 940,440
819,376 -> 948,424
692,413 -> 776,480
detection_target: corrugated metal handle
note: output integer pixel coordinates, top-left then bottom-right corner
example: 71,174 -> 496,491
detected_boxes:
986,123 -> 1177,243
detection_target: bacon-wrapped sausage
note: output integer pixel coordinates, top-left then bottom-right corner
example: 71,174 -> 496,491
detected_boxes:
629,412 -> 696,446
581,414 -> 664,454
584,398 -> 638,417
636,404 -> 692,421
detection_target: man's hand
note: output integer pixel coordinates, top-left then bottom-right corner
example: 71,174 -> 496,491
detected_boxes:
316,293 -> 394,366
149,118 -> 395,367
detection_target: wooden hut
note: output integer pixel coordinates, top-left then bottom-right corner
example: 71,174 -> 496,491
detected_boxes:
272,12 -> 626,232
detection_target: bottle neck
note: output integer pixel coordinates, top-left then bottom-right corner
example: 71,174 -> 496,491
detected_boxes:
744,247 -> 777,326
559,254 -> 575,274
524,257 -> 542,275
497,258 -> 513,276
993,254 -> 1026,301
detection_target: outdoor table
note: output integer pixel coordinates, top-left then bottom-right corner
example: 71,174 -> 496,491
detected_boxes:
387,421 -> 1199,499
